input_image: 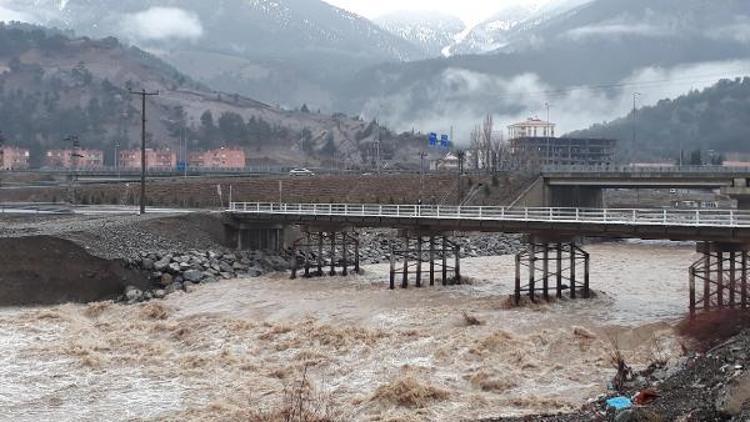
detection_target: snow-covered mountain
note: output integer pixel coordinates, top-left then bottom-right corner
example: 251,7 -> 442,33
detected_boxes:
374,11 -> 465,58
446,0 -> 594,56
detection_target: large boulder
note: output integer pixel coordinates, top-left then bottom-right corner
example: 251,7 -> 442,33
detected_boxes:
160,273 -> 174,287
124,285 -> 143,303
154,258 -> 170,272
164,282 -> 184,295
183,270 -> 203,283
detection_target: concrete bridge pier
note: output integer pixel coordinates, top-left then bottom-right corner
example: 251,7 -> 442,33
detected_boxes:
514,235 -> 590,305
290,226 -> 360,279
389,231 -> 461,289
690,242 -> 750,318
225,222 -> 288,253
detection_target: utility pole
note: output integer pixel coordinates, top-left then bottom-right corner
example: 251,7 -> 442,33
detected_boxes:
456,149 -> 466,205
182,127 -> 188,179
632,92 -> 641,150
114,140 -> 120,179
418,151 -> 427,204
129,88 -> 159,215
64,135 -> 81,204
376,126 -> 382,175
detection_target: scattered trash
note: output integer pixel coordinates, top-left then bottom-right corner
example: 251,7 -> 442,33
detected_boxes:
633,388 -> 660,405
606,396 -> 633,410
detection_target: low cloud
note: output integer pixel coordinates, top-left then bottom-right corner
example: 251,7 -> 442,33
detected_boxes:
361,60 -> 750,144
708,19 -> 750,44
563,23 -> 671,41
0,4 -> 32,22
121,7 -> 204,41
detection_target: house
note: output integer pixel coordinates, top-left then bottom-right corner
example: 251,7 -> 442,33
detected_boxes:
432,152 -> 459,171
118,148 -> 177,169
189,147 -> 246,169
46,149 -> 104,169
0,146 -> 30,170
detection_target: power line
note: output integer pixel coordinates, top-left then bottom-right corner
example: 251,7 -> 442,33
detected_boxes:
493,70 -> 750,100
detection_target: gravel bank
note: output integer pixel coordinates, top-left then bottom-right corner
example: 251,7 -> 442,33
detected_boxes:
489,326 -> 750,421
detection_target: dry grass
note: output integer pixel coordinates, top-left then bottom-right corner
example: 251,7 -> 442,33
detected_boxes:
607,336 -> 633,392
139,302 -> 171,320
469,330 -> 521,356
468,371 -> 516,392
371,376 -> 450,408
462,311 -> 483,326
254,364 -> 342,422
259,324 -> 294,340
83,301 -> 112,318
573,326 -> 597,340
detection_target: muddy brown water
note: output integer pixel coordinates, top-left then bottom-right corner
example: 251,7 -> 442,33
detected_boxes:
0,241 -> 698,421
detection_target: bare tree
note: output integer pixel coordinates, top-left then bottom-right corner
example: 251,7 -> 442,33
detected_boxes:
469,125 -> 481,171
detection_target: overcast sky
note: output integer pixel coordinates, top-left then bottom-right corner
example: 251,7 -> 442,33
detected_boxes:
324,0 -> 543,25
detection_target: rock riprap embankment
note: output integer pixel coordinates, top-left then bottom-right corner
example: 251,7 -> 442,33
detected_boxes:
356,231 -> 523,265
121,249 -> 290,303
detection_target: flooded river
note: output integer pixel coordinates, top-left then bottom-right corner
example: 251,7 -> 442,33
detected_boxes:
0,241 -> 699,421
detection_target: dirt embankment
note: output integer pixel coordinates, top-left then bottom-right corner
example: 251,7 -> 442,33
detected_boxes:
0,236 -> 149,306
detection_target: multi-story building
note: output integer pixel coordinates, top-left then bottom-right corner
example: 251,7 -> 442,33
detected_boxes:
508,117 -> 556,139
46,149 -> 104,169
189,147 -> 246,169
118,148 -> 177,169
508,118 -> 616,167
0,146 -> 30,170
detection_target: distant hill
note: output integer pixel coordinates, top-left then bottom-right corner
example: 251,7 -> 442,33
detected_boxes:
0,23 -> 430,168
6,0 -> 424,111
374,11 -> 465,58
340,0 -> 750,136
568,78 -> 750,161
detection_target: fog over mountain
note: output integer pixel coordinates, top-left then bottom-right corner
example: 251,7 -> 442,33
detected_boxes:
2,0 -> 749,147
345,0 -> 750,141
4,0 -> 423,111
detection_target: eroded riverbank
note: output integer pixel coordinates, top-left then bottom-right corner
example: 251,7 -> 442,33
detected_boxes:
0,242 -> 698,421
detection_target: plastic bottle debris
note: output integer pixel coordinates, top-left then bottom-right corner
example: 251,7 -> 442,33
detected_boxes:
606,396 -> 633,410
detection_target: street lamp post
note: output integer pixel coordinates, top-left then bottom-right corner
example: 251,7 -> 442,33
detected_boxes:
632,92 -> 642,149
114,141 -> 120,179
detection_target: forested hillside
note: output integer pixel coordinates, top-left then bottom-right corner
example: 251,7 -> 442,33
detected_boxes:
0,23 -> 429,168
568,78 -> 750,161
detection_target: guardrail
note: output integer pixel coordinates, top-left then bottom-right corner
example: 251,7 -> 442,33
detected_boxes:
0,203 -> 73,215
542,165 -> 750,174
227,202 -> 750,228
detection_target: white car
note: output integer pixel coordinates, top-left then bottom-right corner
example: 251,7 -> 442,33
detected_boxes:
289,168 -> 315,177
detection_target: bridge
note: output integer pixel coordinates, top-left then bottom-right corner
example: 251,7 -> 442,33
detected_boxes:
512,165 -> 750,208
225,202 -> 750,317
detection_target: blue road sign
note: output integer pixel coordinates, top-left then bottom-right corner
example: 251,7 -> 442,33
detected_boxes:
440,135 -> 451,148
176,161 -> 187,172
429,133 -> 438,146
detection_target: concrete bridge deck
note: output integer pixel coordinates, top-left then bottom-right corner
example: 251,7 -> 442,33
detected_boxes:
227,202 -> 750,242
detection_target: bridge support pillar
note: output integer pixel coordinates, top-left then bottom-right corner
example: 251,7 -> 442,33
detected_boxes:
514,236 -> 590,305
389,232 -> 461,289
225,222 -> 287,253
689,242 -> 750,318
291,228 -> 360,280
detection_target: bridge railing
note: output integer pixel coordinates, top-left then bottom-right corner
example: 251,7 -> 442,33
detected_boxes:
542,164 -> 750,174
228,202 -> 750,228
